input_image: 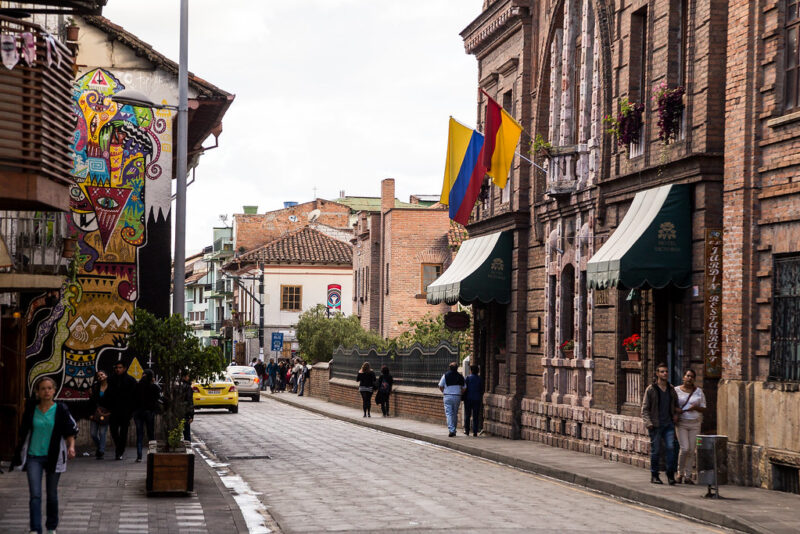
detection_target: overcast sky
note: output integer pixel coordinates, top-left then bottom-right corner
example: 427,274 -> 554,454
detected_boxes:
102,1 -> 482,253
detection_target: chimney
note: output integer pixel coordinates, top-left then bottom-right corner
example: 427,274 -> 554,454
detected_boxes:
381,178 -> 395,214
242,205 -> 258,215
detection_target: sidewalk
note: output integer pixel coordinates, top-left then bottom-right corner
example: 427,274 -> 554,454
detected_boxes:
268,391 -> 799,534
0,446 -> 249,534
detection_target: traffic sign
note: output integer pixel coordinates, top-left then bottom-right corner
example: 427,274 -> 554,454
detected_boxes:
271,332 -> 284,352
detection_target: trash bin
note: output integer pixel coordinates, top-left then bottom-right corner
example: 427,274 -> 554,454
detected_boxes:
696,434 -> 728,498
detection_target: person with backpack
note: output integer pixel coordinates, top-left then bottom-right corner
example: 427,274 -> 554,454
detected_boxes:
254,359 -> 266,391
374,365 -> 394,417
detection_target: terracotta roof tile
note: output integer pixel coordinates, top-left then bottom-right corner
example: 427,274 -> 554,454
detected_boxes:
448,220 -> 468,250
237,227 -> 352,266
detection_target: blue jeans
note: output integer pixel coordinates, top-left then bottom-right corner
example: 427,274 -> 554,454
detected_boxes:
297,375 -> 305,396
134,410 -> 156,459
90,420 -> 108,454
26,455 -> 60,533
649,423 -> 678,476
443,395 -> 461,433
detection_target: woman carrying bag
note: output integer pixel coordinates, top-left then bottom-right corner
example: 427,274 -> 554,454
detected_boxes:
374,365 -> 394,417
89,370 -> 112,459
674,369 -> 706,484
356,362 -> 377,417
12,377 -> 79,534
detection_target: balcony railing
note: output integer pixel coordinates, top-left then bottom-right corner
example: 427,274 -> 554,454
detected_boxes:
0,15 -> 75,211
0,210 -> 66,274
545,144 -> 587,198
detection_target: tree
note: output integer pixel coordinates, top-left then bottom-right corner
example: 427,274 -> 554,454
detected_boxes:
126,309 -> 225,444
392,311 -> 471,357
295,304 -> 386,362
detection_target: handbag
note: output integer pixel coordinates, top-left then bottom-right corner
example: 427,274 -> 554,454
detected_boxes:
90,406 -> 111,423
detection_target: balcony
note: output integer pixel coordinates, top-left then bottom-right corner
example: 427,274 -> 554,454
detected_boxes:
0,15 -> 76,212
207,237 -> 233,260
0,210 -> 67,289
545,144 -> 588,199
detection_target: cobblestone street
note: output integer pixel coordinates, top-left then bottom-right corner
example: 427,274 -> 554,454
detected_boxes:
192,397 -> 732,533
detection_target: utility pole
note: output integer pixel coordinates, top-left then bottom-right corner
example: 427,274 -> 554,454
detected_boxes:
173,0 -> 189,316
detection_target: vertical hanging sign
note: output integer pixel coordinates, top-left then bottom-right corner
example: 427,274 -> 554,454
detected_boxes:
704,229 -> 723,378
327,283 -> 342,312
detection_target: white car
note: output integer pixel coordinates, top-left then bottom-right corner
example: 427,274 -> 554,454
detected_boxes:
227,365 -> 261,401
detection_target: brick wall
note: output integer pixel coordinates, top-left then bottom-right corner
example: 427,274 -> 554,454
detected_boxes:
306,361 -> 330,400
328,379 -> 446,424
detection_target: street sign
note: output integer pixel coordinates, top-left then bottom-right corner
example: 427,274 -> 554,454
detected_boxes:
271,332 -> 284,352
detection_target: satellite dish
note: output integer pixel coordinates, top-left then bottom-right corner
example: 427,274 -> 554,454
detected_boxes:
308,209 -> 321,222
288,215 -> 298,222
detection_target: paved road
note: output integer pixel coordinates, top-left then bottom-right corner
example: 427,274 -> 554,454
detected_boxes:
191,397 -> 733,534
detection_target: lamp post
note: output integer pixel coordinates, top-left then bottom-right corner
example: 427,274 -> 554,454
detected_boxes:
111,1 -> 189,317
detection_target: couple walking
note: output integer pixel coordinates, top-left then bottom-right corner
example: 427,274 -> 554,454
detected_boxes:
355,362 -> 393,417
438,362 -> 483,437
642,363 -> 707,485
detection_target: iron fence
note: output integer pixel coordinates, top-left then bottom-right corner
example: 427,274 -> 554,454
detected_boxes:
330,342 -> 459,388
0,210 -> 66,274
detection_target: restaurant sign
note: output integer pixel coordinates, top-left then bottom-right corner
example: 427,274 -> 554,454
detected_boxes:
704,229 -> 722,378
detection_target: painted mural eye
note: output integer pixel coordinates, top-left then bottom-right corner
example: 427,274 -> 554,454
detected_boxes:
96,196 -> 119,209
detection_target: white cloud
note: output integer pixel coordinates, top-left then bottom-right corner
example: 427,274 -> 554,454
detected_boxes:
103,0 -> 482,253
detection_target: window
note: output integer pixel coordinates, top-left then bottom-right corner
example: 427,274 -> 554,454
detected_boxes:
365,266 -> 369,300
280,285 -> 302,311
421,263 -> 443,294
385,263 -> 390,295
787,0 -> 800,111
770,255 -> 800,380
354,269 -> 359,301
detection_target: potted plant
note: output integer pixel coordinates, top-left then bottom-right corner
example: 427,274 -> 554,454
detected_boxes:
65,17 -> 80,42
531,133 -> 552,158
622,333 -> 641,361
603,97 -> 645,150
560,339 -> 575,359
652,82 -> 685,144
61,233 -> 79,258
126,309 -> 225,495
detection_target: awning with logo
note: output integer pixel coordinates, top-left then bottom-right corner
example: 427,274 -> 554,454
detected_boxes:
587,184 -> 691,289
426,230 -> 512,305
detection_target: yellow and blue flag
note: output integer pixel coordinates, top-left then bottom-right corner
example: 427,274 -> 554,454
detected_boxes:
440,118 -> 486,225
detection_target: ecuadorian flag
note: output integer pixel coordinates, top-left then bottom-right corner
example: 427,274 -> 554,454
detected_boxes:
440,118 -> 486,225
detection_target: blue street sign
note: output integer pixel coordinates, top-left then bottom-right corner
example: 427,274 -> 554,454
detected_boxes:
271,332 -> 284,352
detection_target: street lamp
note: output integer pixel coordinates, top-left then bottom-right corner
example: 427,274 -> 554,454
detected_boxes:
110,2 -> 189,318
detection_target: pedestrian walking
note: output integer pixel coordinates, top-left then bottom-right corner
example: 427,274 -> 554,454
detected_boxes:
641,362 -> 680,485
108,360 -> 136,461
132,369 -> 161,462
675,369 -> 706,484
12,377 -> 78,534
254,359 -> 266,391
176,372 -> 195,442
266,358 -> 278,393
438,362 -> 466,437
374,365 -> 393,417
291,359 -> 303,393
463,365 -> 484,437
356,362 -> 377,417
297,360 -> 309,396
277,361 -> 287,392
89,370 -> 111,459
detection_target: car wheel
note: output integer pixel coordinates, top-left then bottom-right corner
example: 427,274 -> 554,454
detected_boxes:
229,405 -> 238,414
253,394 -> 260,402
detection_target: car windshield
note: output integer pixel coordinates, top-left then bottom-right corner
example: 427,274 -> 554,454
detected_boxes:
228,366 -> 256,375
196,373 -> 231,384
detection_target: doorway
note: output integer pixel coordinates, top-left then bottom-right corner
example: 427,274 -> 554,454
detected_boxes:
654,287 -> 687,386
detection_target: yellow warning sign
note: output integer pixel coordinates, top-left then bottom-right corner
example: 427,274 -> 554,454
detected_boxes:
128,357 -> 143,380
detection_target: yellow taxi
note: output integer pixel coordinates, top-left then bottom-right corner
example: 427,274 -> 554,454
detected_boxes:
192,373 -> 239,413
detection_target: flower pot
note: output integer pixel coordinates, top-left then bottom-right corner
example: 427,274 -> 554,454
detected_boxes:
562,349 -> 574,359
626,351 -> 640,361
61,237 -> 78,258
66,25 -> 79,42
146,440 -> 195,495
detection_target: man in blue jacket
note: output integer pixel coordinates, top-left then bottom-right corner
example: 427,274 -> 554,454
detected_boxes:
463,365 -> 484,437
438,362 -> 466,437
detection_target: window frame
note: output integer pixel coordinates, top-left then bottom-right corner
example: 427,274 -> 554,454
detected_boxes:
769,254 -> 800,381
420,263 -> 443,295
280,284 -> 303,312
785,0 -> 800,112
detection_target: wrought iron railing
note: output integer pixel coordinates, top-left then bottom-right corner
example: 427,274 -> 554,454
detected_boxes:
0,210 -> 66,274
769,255 -> 800,381
330,342 -> 459,388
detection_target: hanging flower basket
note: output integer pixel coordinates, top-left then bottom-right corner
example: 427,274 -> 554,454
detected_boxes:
603,98 -> 644,149
652,82 -> 685,144
560,339 -> 575,359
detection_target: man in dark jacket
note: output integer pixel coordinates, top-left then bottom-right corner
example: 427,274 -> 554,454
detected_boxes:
108,361 -> 137,460
438,362 -> 466,437
463,365 -> 484,437
641,362 -> 680,485
177,372 -> 195,442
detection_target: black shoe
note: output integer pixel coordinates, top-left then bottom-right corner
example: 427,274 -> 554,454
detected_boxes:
684,478 -> 695,485
448,432 -> 456,437
367,413 -> 371,417
115,455 -> 123,461
651,474 -> 663,484
667,475 -> 676,486
135,457 -> 142,463
473,433 -> 478,437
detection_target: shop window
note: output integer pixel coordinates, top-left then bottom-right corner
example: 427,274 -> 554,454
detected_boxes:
280,285 -> 302,312
786,0 -> 800,111
770,255 -> 800,380
421,263 -> 442,294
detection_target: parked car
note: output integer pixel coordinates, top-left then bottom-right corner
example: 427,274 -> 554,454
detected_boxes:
193,373 -> 239,413
227,365 -> 260,401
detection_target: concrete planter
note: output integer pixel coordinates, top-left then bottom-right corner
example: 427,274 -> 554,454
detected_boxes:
146,440 -> 194,495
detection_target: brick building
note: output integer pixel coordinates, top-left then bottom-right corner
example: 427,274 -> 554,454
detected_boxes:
353,179 -> 463,338
459,0 -> 729,470
718,0 -> 800,490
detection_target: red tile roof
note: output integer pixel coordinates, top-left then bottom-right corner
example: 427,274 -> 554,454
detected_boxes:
234,227 -> 352,266
448,220 -> 468,250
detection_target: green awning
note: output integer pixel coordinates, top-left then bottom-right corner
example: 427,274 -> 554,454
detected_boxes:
427,231 -> 512,305
587,184 -> 691,289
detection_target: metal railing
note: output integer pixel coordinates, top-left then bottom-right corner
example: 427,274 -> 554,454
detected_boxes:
330,342 -> 459,388
0,210 -> 66,274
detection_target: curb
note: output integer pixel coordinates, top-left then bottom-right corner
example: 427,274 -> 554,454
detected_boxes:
193,440 -> 252,534
266,393 -> 766,534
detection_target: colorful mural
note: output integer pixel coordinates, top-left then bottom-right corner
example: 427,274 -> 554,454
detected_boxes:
24,68 -> 172,401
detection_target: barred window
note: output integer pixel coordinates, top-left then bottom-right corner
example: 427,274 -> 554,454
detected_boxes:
785,0 -> 800,111
770,255 -> 800,380
280,285 -> 302,312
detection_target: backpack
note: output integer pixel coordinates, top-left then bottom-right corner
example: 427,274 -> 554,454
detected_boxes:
379,378 -> 390,392
304,366 -> 311,379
